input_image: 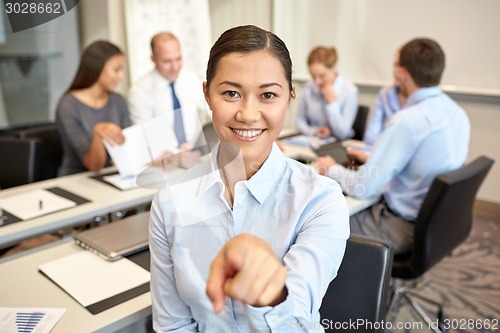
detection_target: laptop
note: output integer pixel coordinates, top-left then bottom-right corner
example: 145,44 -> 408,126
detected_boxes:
312,142 -> 360,169
74,212 -> 150,261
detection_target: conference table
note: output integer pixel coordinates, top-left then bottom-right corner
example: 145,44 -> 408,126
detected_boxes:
0,136 -> 379,333
0,136 -> 376,251
0,198 -> 378,333
0,167 -> 159,250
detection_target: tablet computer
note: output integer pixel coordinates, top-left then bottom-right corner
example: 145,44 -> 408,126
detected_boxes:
312,142 -> 360,169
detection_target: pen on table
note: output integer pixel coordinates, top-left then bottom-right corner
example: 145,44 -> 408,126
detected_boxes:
39,199 -> 43,211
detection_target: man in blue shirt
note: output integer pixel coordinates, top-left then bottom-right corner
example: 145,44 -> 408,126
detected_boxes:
315,38 -> 470,254
363,51 -> 407,146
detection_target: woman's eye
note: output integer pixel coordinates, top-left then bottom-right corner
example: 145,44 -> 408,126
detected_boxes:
224,91 -> 240,98
261,92 -> 277,100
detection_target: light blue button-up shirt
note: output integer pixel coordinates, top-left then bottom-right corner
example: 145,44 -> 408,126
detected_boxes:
363,85 -> 402,145
328,87 -> 470,221
296,75 -> 359,140
150,143 -> 349,332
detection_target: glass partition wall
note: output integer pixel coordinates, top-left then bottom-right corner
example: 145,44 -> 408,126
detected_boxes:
0,5 -> 80,131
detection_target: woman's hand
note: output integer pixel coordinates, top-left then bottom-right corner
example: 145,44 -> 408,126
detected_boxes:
93,122 -> 125,146
206,234 -> 287,313
320,81 -> 337,104
315,126 -> 331,139
84,122 -> 125,171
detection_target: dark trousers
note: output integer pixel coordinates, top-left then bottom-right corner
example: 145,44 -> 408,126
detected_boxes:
350,200 -> 414,255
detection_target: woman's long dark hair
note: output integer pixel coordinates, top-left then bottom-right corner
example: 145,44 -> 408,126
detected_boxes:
206,25 -> 293,94
68,40 -> 123,91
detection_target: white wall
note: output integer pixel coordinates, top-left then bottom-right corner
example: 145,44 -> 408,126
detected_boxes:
78,0 -> 128,95
274,0 -> 500,97
209,0 -> 272,42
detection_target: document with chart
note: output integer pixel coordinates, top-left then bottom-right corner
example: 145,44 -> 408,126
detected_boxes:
0,307 -> 65,333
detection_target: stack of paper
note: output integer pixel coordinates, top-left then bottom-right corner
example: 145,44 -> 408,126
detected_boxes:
38,252 -> 150,309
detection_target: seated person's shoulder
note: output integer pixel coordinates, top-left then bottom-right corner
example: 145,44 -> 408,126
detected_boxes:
178,68 -> 203,84
129,70 -> 158,93
300,80 -> 316,96
379,85 -> 396,96
58,93 -> 75,107
344,77 -> 359,93
57,94 -> 81,116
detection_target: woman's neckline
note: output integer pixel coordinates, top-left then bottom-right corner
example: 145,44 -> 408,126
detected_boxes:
70,90 -> 111,110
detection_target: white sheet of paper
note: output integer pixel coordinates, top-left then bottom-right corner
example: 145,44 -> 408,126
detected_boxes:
102,173 -> 139,191
0,307 -> 65,333
0,189 -> 77,220
38,251 -> 150,308
104,113 -> 175,176
102,165 -> 188,190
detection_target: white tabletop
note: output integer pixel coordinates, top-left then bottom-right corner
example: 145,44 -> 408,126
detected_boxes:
1,140 -> 378,249
281,139 -> 380,215
0,167 -> 158,249
0,140 -> 379,333
0,187 -> 377,333
0,239 -> 151,333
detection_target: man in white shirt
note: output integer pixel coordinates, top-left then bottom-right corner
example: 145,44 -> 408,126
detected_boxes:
128,32 -> 207,150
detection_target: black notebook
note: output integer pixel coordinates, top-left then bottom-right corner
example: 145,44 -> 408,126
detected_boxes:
74,212 -> 150,261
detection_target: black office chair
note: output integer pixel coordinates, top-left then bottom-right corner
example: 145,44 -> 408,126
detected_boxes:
320,235 -> 393,333
352,105 -> 370,141
0,136 -> 41,189
17,124 -> 63,181
390,156 -> 494,332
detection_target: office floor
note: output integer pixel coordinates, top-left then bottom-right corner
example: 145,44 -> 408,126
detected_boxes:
387,214 -> 500,333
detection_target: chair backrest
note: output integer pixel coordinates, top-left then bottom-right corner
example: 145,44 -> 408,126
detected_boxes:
0,136 -> 41,189
17,124 -> 63,181
352,105 -> 370,141
320,235 -> 393,333
392,156 -> 494,279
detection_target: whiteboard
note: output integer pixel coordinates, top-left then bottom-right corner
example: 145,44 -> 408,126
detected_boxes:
124,0 -> 211,83
273,0 -> 500,96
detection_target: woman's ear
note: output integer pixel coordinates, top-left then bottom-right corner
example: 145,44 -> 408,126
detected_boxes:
203,81 -> 210,105
290,84 -> 296,100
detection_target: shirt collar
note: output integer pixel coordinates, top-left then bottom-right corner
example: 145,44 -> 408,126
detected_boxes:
153,68 -> 183,87
196,142 -> 286,204
404,86 -> 442,108
196,142 -> 223,195
244,142 -> 286,204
